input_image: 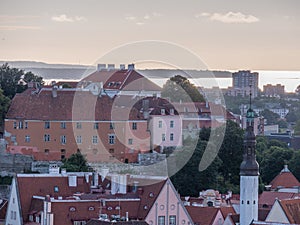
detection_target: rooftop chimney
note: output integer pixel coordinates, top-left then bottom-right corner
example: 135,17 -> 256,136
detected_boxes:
52,86 -> 58,98
128,64 -> 135,71
107,64 -> 115,71
97,64 -> 106,71
120,64 -> 126,70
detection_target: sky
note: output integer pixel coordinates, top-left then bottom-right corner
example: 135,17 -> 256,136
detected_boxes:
0,0 -> 300,71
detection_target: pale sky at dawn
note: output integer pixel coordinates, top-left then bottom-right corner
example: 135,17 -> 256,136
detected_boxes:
0,0 -> 300,70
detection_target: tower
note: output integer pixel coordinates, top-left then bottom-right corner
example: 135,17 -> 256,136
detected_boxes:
240,91 -> 259,225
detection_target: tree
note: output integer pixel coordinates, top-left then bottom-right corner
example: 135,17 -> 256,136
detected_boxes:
171,140 -> 222,196
289,151 -> 300,181
260,146 -> 294,184
61,152 -> 90,172
0,63 -> 44,99
260,109 -> 280,125
217,120 -> 244,186
162,75 -> 205,102
0,88 -> 10,129
294,120 -> 300,135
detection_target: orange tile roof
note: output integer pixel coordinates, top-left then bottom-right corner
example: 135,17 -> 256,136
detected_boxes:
269,171 -> 300,190
279,199 -> 300,224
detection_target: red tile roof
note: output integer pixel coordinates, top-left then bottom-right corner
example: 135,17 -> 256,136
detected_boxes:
259,191 -> 297,208
269,170 -> 300,190
86,220 -> 149,225
16,174 -> 91,223
6,89 -> 167,121
81,69 -> 161,92
16,174 -> 168,224
186,206 -> 219,225
220,206 -> 236,219
279,199 -> 300,224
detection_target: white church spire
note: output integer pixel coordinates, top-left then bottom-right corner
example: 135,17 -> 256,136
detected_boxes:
240,88 -> 259,225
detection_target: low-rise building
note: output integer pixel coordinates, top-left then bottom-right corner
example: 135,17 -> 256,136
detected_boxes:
5,172 -> 193,225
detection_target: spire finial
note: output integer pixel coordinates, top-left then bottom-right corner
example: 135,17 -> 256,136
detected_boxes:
249,84 -> 252,110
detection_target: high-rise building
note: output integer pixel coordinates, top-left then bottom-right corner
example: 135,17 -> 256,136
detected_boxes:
230,70 -> 259,97
240,98 -> 260,225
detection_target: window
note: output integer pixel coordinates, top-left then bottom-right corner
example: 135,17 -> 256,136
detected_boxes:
128,138 -> 133,145
44,134 -> 50,142
170,109 -> 174,115
45,121 -> 50,129
54,186 -> 59,192
159,121 -> 162,128
109,134 -> 115,144
25,135 -> 30,143
132,122 -> 137,130
170,120 -> 174,128
109,122 -> 114,129
109,148 -> 114,153
162,134 -> 166,142
158,216 -> 165,225
61,135 -> 66,144
170,216 -> 176,225
92,135 -> 98,144
13,121 -> 17,129
44,149 -> 49,155
61,149 -> 66,160
76,136 -> 82,144
161,109 -> 165,115
170,133 -> 174,141
76,122 -> 82,129
18,121 -> 23,129
94,122 -> 99,129
25,121 -> 28,129
61,122 -> 66,129
11,135 -> 16,142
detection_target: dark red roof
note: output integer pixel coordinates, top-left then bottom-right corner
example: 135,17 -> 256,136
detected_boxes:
186,206 -> 219,225
259,191 -> 297,208
87,219 -> 149,225
6,89 -> 168,121
17,174 -> 91,223
220,206 -> 236,219
81,69 -> 161,92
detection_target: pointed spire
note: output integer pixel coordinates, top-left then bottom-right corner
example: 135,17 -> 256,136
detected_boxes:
249,84 -> 252,110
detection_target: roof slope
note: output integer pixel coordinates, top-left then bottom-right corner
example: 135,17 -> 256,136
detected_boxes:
279,199 -> 300,224
186,206 -> 219,225
269,167 -> 300,189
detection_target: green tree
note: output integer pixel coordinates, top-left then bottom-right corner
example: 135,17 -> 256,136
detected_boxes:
162,75 -> 205,102
289,151 -> 300,181
171,140 -> 222,196
261,109 -> 280,125
0,63 -> 44,99
217,120 -> 244,186
61,152 -> 90,172
0,88 -> 10,128
260,146 -> 294,184
294,120 -> 300,135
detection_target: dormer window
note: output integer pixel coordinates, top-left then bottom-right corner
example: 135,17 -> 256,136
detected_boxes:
170,109 -> 174,115
161,109 -> 165,115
